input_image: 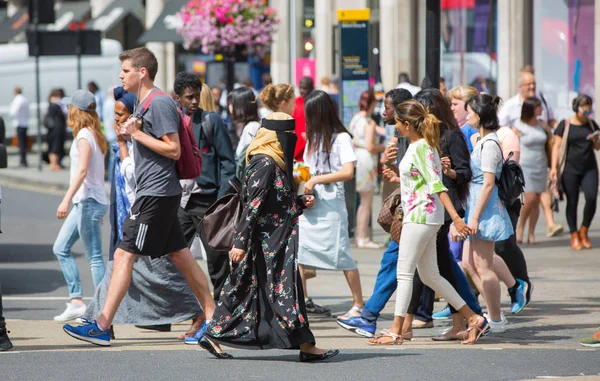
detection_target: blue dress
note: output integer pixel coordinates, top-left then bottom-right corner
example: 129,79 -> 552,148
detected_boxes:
461,124 -> 478,153
464,149 -> 513,242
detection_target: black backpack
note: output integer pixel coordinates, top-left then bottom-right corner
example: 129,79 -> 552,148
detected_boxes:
483,139 -> 525,205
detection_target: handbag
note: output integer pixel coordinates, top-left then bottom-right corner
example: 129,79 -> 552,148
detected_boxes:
557,120 -> 570,182
0,143 -> 7,168
377,187 -> 403,243
198,180 -> 243,251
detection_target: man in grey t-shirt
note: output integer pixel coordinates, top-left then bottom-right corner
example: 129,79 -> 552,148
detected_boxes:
62,47 -> 216,347
133,89 -> 182,198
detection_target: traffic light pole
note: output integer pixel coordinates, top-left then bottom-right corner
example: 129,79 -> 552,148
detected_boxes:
425,0 -> 441,89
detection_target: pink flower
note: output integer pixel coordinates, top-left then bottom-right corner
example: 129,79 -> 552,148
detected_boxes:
275,179 -> 283,187
251,199 -> 261,208
226,316 -> 230,321
275,284 -> 283,293
299,314 -> 305,323
410,167 -> 419,178
213,325 -> 222,334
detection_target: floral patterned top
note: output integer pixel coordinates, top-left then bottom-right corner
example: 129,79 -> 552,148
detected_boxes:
399,139 -> 448,225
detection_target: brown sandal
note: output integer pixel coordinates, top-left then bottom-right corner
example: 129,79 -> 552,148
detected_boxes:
367,331 -> 404,345
462,316 -> 488,345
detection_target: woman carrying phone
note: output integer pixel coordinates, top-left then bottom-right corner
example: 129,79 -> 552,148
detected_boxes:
550,94 -> 600,250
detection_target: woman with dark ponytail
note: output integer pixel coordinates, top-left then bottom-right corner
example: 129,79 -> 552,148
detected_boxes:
368,100 -> 487,346
459,94 -> 513,334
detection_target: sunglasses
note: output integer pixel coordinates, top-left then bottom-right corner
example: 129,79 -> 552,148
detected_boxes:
579,108 -> 593,116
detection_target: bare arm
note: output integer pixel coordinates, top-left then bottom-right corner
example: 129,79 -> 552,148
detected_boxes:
303,162 -> 354,195
57,139 -> 91,218
365,121 -> 385,154
131,127 -> 181,160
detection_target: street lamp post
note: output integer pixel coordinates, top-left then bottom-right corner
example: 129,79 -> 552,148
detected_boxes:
425,0 -> 441,89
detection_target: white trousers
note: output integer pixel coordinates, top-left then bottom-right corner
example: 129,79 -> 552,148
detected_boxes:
395,223 -> 466,316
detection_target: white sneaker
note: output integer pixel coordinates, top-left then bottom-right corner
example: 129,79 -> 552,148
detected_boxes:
54,303 -> 87,322
484,312 -> 507,333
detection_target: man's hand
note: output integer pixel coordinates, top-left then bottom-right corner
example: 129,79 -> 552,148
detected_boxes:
384,144 -> 398,164
382,167 -> 400,183
122,117 -> 142,137
229,248 -> 246,263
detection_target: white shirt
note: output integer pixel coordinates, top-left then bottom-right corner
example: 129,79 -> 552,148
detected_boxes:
9,94 -> 30,128
303,132 -> 357,174
70,128 -> 108,205
498,92 -> 555,128
396,82 -> 421,96
120,144 -> 136,206
236,121 -> 261,158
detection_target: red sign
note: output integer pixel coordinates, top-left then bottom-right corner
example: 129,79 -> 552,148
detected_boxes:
295,58 -> 316,86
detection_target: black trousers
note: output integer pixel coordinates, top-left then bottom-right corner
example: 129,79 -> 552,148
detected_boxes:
561,169 -> 599,233
17,127 -> 27,165
178,194 -> 230,301
408,222 -> 459,316
495,200 -> 530,285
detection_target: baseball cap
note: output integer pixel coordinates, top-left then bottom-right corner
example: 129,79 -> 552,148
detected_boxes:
63,89 -> 96,112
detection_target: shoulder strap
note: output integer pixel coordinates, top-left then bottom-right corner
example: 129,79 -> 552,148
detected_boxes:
539,92 -> 549,111
135,90 -> 167,117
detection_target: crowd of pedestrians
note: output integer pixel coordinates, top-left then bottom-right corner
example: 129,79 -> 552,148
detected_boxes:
1,49 -> 600,355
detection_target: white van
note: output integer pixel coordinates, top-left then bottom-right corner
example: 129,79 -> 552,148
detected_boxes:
0,39 -> 123,138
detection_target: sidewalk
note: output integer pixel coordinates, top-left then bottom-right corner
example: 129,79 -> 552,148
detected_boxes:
1,145 -> 72,191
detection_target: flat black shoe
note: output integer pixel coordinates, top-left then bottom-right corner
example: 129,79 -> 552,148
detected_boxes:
299,349 -> 340,363
135,324 -> 172,332
199,337 -> 233,359
0,329 -> 13,351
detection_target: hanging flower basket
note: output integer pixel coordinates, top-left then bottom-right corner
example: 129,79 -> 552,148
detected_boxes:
176,0 -> 280,57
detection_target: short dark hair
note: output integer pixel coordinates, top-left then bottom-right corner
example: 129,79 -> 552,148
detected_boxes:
299,77 -> 314,90
227,86 -> 259,125
174,72 -> 202,96
465,94 -> 502,131
520,97 -> 542,122
87,81 -> 99,92
385,88 -> 413,107
119,47 -> 159,81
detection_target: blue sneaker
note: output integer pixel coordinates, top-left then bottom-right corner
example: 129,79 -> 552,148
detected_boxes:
63,318 -> 110,346
183,321 -> 210,345
336,316 -> 376,338
510,278 -> 528,314
432,306 -> 452,320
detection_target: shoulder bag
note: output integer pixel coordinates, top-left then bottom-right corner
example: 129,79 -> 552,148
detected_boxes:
557,120 -> 570,181
198,179 -> 243,251
377,187 -> 403,243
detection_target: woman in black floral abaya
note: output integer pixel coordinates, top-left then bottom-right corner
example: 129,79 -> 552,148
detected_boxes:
199,112 -> 339,362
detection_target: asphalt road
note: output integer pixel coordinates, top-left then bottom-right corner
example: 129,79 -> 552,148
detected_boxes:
1,348 -> 599,381
2,185 -> 600,381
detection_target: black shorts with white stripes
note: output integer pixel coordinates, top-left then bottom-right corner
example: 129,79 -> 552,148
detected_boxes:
119,195 -> 187,259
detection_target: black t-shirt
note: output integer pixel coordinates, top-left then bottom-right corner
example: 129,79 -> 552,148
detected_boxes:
555,119 -> 599,175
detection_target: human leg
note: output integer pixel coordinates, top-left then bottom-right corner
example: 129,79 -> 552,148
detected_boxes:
170,248 -> 216,320
541,191 -> 563,237
95,248 -> 137,330
17,127 -> 27,166
356,190 -> 378,246
463,238 -> 502,321
561,172 -> 582,233
493,254 -> 516,289
517,192 -> 536,242
0,283 -> 12,351
53,204 -> 84,299
343,268 -> 364,308
527,193 -> 541,243
78,199 -> 108,288
362,240 -> 399,320
580,169 -> 598,228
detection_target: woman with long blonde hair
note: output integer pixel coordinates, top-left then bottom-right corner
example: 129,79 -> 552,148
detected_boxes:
52,90 -> 108,322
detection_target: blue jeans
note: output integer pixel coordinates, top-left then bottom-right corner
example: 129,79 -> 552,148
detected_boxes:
53,198 -> 108,299
362,240 -> 399,322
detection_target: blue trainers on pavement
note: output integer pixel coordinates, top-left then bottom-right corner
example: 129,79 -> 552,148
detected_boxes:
184,321 -> 210,345
510,279 -> 528,314
63,318 -> 110,346
432,306 -> 452,320
336,316 -> 376,338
